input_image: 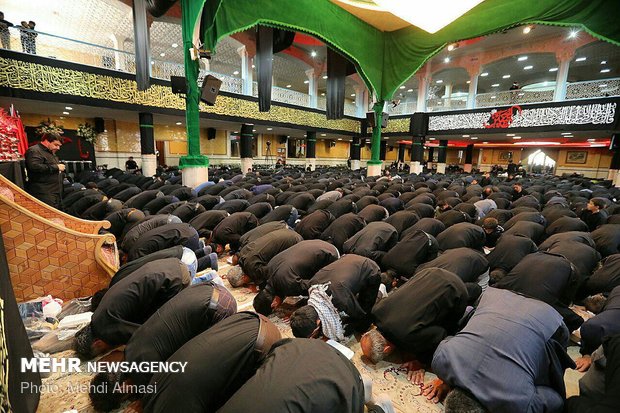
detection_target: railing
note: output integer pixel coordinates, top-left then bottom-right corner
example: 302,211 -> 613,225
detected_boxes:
566,78 -> 620,100
476,88 -> 554,108
386,100 -> 418,115
426,97 -> 467,112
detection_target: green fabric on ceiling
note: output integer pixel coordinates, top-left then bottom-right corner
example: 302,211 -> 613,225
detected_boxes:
199,0 -> 620,102
200,0 -> 385,97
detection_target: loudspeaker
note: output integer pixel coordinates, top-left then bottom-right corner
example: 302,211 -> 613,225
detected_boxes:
94,117 -> 105,133
329,140 -> 336,148
170,76 -> 187,94
610,134 -> 620,150
365,112 -> 389,128
278,135 -> 287,144
410,112 -> 428,136
207,127 -> 216,140
200,75 -> 222,106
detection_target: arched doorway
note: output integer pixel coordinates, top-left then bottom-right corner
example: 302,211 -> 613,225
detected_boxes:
527,149 -> 556,174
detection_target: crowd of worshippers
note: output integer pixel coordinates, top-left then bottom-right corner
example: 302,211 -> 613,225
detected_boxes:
62,164 -> 620,412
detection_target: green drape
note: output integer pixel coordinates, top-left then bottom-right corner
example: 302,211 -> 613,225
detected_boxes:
200,0 -> 620,101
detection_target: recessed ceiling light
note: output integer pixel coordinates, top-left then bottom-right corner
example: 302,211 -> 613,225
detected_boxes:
175,122 -> 182,125
351,93 -> 356,97
447,44 -> 456,51
462,135 -> 470,137
338,138 -> 342,141
480,72 -> 489,77
491,83 -> 500,87
444,57 -> 450,63
518,56 -> 528,61
286,84 -> 292,88
513,136 -> 522,140
400,86 -> 406,89
436,80 -> 443,84
569,30 -> 579,39
483,141 -> 489,144
601,60 -> 607,65
518,92 -> 525,96
543,81 -> 549,86
321,92 -> 325,96
65,106 -> 72,110
407,88 -> 414,92
287,135 -> 290,138
601,69 -> 611,73
233,131 -> 238,134
599,84 -> 608,87
466,80 -> 471,84
491,96 -> 497,99
429,137 -> 436,140
522,26 -> 531,34
587,139 -> 596,142
62,111 -> 69,115
311,51 -> 317,57
322,75 -> 328,79
523,65 -> 533,70
575,57 -> 586,62
321,133 -> 326,136
233,71 -> 239,75
252,64 -> 255,68
59,116 -> 65,119
160,53 -> 165,57
252,129 -> 256,132
171,43 -> 178,48
506,133 -> 515,136
502,74 -> 511,79
150,60 -> 154,64
304,80 -> 309,84
549,67 -> 558,72
561,132 -> 572,135
267,127 -> 273,131
471,137 -> 478,140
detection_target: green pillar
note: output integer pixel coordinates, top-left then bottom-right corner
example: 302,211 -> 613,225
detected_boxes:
179,0 -> 209,169
369,101 -> 383,166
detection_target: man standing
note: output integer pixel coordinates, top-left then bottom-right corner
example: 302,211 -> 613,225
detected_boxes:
125,156 -> 138,173
25,133 -> 65,208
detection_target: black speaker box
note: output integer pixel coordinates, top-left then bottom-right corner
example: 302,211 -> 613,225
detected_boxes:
201,75 -> 223,106
207,127 -> 216,140
329,140 -> 336,147
94,117 -> 105,133
279,135 -> 288,144
366,112 -> 389,128
170,76 -> 187,94
410,112 -> 428,136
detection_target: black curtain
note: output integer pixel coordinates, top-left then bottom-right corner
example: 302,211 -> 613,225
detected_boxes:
132,0 -> 152,91
350,136 -> 361,161
256,26 -> 295,112
326,48 -> 353,120
25,127 -> 95,164
0,228 -> 41,412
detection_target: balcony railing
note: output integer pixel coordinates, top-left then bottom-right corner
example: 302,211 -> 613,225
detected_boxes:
3,27 -> 619,118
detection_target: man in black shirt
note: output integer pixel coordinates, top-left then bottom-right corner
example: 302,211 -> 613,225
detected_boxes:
125,156 -> 138,173
73,258 -> 190,359
25,133 -> 65,208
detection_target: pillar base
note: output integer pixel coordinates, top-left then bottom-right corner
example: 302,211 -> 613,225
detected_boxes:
305,158 -> 316,171
607,169 -> 618,181
463,163 -> 473,173
351,159 -> 361,171
367,163 -> 382,177
614,171 -> 620,188
436,163 -> 447,174
241,158 -> 254,175
141,154 -> 157,177
182,166 -> 209,188
409,161 -> 423,174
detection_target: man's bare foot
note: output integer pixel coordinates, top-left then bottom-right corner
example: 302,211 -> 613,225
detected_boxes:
575,355 -> 592,372
421,378 -> 450,403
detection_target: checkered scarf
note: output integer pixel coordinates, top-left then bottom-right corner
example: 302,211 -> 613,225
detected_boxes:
308,283 -> 345,342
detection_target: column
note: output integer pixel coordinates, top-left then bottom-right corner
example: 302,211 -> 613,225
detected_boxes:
380,140 -> 388,169
287,138 -> 296,159
436,140 -> 448,174
367,101 -> 384,177
410,136 -> 425,174
306,131 -> 317,171
354,85 -> 367,118
238,45 -> 253,96
350,136 -> 361,170
179,0 -> 209,187
398,143 -> 406,164
138,113 -> 157,177
554,50 -> 573,101
416,72 -> 430,112
240,124 -> 254,173
466,64 -> 480,109
306,68 -> 318,108
610,148 -> 620,187
109,34 -> 128,71
427,146 -> 435,170
463,144 -> 474,172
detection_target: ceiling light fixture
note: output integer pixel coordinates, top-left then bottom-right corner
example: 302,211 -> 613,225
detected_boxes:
233,71 -> 239,75
575,57 -> 586,62
252,64 -> 255,69
65,106 -> 72,110
599,84 -> 608,87
304,80 -> 309,84
407,88 -> 414,92
372,0 -> 485,34
491,96 -> 497,99
400,86 -> 406,89
561,133 -> 572,135
429,137 -> 436,140
466,80 -> 471,84
480,72 -> 488,77
338,138 -> 343,141
522,26 -> 531,34
447,43 -> 456,51
513,136 -> 522,140
470,137 -> 478,140
491,83 -> 500,87
175,122 -> 182,125
351,93 -> 356,97
59,116 -> 65,119
601,69 -> 611,73
549,67 -> 558,72
502,74 -> 511,79
518,56 -> 528,61
253,129 -> 256,132
483,141 -> 489,144
62,111 -> 69,115
311,51 -> 317,57
286,84 -> 292,88
523,65 -> 533,70
506,134 -> 516,137
322,75 -> 328,79
321,133 -> 326,137
462,135 -> 470,137
171,43 -> 178,48
444,57 -> 450,63
160,53 -> 165,57
587,139 -> 596,142
601,60 -> 607,65
267,127 -> 273,131
436,80 -> 443,84
569,30 -> 579,39
321,92 -> 325,96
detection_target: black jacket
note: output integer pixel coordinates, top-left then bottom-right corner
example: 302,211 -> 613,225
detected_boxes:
25,143 -> 61,197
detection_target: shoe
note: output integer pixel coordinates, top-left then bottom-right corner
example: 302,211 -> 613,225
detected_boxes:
367,394 -> 394,413
209,252 -> 219,272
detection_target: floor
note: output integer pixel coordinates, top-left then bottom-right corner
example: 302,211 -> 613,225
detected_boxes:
36,254 -> 585,413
